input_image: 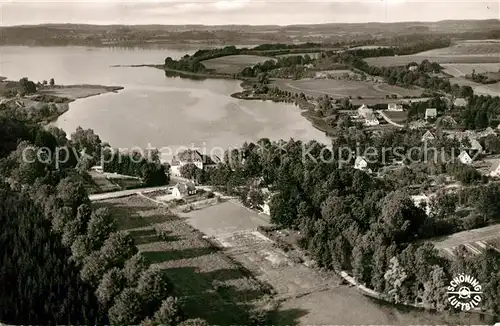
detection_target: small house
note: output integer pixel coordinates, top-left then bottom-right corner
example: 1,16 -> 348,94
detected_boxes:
408,65 -> 418,72
172,182 -> 196,198
469,138 -> 483,152
421,130 -> 435,142
358,104 -> 373,118
425,108 -> 437,120
453,98 -> 468,107
354,156 -> 371,172
458,151 -> 473,165
490,160 -> 500,177
90,165 -> 104,173
438,116 -> 457,128
364,113 -> 379,126
387,103 -> 403,111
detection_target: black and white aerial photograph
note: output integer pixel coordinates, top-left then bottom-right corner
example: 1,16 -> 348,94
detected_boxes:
1,0 -> 500,325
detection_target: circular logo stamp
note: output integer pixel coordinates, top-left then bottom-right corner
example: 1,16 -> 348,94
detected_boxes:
447,274 -> 482,311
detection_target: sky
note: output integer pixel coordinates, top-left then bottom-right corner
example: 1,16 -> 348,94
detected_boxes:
0,0 -> 498,26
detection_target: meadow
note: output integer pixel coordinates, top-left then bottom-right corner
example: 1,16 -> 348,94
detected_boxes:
202,54 -> 275,74
271,78 -> 423,99
441,63 -> 500,77
365,40 -> 500,67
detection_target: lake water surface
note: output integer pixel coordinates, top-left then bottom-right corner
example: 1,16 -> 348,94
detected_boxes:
0,46 -> 329,159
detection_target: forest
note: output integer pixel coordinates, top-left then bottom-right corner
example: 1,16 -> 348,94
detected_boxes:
0,108 -> 199,325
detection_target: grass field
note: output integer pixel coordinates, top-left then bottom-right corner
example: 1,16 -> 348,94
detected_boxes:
441,63 -> 500,77
382,110 -> 408,123
450,77 -> 500,97
96,196 -> 274,325
366,40 -> 500,67
418,40 -> 500,57
366,55 -> 500,67
202,55 -> 275,74
271,78 -> 423,99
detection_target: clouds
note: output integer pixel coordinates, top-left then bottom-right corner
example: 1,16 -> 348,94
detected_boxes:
0,0 -> 498,26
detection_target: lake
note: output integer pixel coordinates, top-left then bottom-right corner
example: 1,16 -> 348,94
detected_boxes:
0,46 -> 329,160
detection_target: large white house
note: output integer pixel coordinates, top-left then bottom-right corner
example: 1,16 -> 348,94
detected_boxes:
170,149 -> 220,177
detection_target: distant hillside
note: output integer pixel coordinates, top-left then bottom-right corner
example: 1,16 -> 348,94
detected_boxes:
0,20 -> 498,47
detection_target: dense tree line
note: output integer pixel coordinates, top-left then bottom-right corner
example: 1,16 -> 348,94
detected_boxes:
0,186 -> 107,324
197,138 -> 500,314
347,38 -> 451,58
164,56 -> 206,73
239,55 -> 314,78
0,112 -> 201,325
102,148 -> 168,186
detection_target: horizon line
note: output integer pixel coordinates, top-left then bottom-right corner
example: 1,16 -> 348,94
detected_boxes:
1,18 -> 499,28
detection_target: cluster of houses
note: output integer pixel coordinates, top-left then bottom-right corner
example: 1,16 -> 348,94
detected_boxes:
353,127 -> 500,179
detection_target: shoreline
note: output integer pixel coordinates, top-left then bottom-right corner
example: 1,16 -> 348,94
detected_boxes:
0,78 -> 124,124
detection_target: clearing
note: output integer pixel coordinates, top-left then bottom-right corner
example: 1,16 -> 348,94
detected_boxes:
95,196 -> 277,325
202,55 -> 275,74
441,63 -> 500,77
271,78 -> 423,99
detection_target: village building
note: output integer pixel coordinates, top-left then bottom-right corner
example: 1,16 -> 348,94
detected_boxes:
363,112 -> 379,126
425,108 -> 437,120
490,160 -> 500,178
480,127 -> 496,138
458,150 -> 473,165
387,103 -> 403,111
170,149 -> 220,177
408,65 -> 418,72
354,156 -> 372,173
171,182 -> 196,198
438,116 -> 457,128
357,104 -> 373,118
421,130 -> 435,142
453,98 -> 468,107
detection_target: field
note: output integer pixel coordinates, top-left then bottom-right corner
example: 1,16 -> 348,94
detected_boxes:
202,55 -> 275,74
95,196 -> 274,325
441,63 -> 500,77
366,40 -> 500,67
271,78 -> 423,99
432,223 -> 500,259
382,110 -> 408,124
418,40 -> 500,57
366,55 -> 500,67
178,201 -> 480,325
450,77 -> 500,97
